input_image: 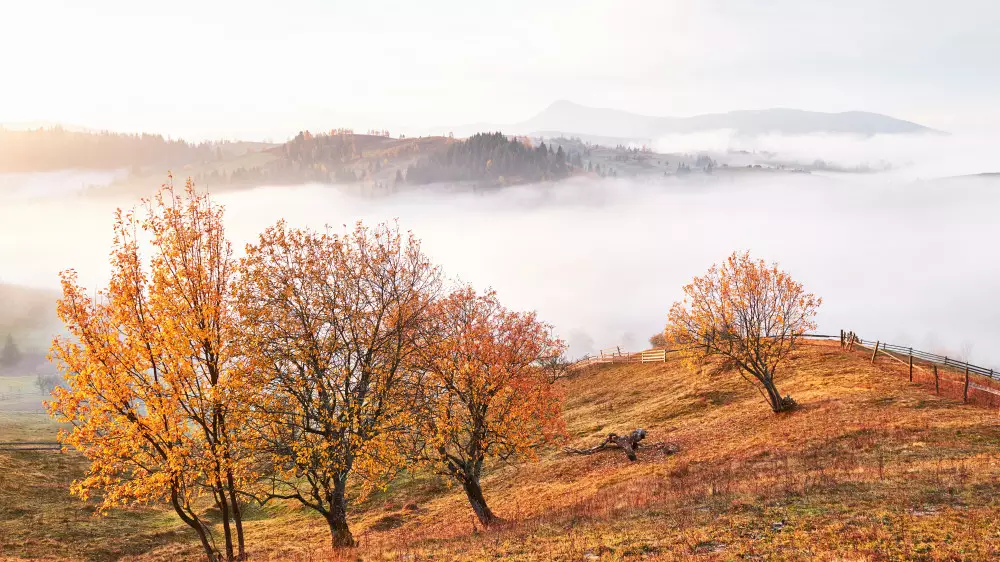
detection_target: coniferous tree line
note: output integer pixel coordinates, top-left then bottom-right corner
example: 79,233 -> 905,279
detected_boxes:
404,132 -> 573,186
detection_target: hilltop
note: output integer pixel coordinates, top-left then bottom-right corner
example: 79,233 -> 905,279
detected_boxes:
88,131 -> 592,195
3,340 -> 1000,560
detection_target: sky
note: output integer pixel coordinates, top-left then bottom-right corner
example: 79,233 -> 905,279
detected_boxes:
2,0 -> 999,140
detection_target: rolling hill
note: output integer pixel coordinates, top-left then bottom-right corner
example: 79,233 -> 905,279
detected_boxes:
3,339 -> 1000,560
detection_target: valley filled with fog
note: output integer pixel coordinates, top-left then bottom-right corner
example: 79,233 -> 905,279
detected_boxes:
2,135 -> 998,370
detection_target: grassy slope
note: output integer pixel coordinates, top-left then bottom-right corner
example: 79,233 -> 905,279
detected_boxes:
4,341 -> 1000,561
0,414 -> 193,561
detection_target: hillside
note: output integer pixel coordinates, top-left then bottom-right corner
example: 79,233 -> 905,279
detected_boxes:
3,340 -> 1000,560
93,131 -> 592,195
89,133 -> 452,197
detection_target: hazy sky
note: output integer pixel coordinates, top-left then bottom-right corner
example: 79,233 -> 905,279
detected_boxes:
3,0 -> 999,140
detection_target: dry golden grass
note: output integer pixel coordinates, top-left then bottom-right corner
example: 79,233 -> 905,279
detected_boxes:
0,414 -> 192,561
4,341 -> 1000,560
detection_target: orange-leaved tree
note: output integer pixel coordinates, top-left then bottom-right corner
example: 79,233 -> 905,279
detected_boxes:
417,286 -> 566,527
47,177 -> 255,561
236,220 -> 440,548
665,251 -> 820,413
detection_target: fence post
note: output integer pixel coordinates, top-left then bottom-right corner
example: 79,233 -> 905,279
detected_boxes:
909,351 -> 913,382
963,365 -> 969,402
870,341 -> 880,364
934,365 -> 939,395
840,330 -> 845,348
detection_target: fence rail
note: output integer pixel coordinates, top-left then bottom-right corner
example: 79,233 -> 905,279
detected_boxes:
571,333 -> 841,370
844,331 -> 998,381
0,441 -> 61,451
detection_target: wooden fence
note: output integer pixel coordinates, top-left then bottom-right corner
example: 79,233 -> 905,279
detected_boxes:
842,329 -> 1000,403
570,334 -> 840,370
570,346 -> 668,368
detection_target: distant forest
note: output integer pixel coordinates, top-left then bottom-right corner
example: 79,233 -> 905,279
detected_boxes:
193,131 -> 415,187
4,128 -> 592,190
0,127 -> 223,172
405,132 -> 579,185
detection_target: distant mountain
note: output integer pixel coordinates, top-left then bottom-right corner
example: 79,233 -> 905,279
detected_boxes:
442,101 -> 938,141
523,101 -> 937,138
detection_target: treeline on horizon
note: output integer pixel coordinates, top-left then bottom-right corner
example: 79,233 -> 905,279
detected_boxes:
194,130 -> 414,187
3,127 -> 592,189
196,131 -> 587,189
0,127 -> 223,173
405,132 -> 580,186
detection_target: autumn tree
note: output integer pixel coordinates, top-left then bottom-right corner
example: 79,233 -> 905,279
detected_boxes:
665,251 -> 820,413
47,177 -> 255,561
537,345 -> 574,384
415,287 -> 566,527
648,332 -> 667,348
236,220 -> 440,548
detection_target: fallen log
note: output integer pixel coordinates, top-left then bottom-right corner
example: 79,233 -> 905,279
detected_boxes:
563,428 -> 679,461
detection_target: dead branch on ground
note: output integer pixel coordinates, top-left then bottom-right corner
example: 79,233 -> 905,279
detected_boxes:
563,428 -> 679,461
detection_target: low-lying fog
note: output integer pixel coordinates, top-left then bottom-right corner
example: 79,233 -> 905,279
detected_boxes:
2,168 -> 998,370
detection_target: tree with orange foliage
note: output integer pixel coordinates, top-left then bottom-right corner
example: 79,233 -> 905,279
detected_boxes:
236,220 -> 440,548
665,251 -> 821,413
47,177 -> 255,561
416,287 -> 566,527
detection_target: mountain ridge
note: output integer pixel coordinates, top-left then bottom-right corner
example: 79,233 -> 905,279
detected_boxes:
443,100 -> 939,141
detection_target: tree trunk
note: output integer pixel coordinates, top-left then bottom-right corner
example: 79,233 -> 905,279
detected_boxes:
326,477 -> 355,548
214,480 -> 235,561
171,487 -> 218,562
761,375 -> 791,413
226,470 -> 246,560
462,475 -> 498,527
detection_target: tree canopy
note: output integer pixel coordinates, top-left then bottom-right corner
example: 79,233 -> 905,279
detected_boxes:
665,251 -> 821,413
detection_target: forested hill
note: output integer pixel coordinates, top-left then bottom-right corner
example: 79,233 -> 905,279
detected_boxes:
0,127 -> 230,172
404,132 -> 580,186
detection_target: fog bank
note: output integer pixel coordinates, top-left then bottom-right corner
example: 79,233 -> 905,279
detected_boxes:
2,172 -> 999,369
654,131 -> 1000,181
